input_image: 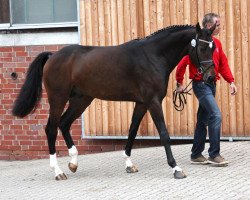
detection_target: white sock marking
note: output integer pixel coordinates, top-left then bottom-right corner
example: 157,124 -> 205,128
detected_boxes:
123,151 -> 133,167
68,145 -> 78,166
172,166 -> 182,174
50,153 -> 63,176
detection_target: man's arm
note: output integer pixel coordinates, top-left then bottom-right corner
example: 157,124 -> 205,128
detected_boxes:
175,56 -> 190,92
217,43 -> 237,95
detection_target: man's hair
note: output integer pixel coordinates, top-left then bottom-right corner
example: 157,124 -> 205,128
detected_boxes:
202,13 -> 220,28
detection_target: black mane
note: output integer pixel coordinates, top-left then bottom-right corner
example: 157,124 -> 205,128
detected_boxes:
137,24 -> 195,41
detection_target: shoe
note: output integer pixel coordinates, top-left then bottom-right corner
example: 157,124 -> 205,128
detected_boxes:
191,155 -> 208,165
208,155 -> 229,166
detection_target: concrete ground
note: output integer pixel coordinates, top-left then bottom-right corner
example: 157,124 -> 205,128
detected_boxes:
0,141 -> 249,200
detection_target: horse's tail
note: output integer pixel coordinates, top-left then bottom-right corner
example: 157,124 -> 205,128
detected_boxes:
12,52 -> 53,118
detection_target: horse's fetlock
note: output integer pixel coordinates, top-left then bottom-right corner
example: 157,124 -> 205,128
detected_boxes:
123,151 -> 130,158
69,145 -> 78,157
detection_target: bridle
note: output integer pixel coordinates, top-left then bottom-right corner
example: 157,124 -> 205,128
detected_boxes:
192,35 -> 214,75
173,35 -> 215,111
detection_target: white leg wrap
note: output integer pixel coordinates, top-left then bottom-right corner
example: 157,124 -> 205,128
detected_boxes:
172,166 -> 182,174
50,153 -> 64,176
123,151 -> 133,167
68,145 -> 78,166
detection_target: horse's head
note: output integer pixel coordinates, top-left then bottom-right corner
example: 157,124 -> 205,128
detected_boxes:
189,22 -> 217,83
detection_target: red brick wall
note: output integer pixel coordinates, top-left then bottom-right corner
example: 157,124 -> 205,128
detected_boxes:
0,44 -> 161,160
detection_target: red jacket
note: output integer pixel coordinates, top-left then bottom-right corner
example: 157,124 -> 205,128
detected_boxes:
176,37 -> 234,84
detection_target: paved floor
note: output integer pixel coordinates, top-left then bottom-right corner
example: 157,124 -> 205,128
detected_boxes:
0,141 -> 249,200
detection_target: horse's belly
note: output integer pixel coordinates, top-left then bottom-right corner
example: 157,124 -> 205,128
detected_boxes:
79,81 -> 142,102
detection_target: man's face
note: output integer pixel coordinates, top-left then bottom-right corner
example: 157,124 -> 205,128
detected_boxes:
206,17 -> 221,36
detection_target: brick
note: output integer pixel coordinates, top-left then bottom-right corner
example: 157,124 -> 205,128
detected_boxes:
44,45 -> 59,51
1,120 -> 12,125
13,57 -> 26,62
20,141 -> 32,145
26,46 -> 45,51
76,145 -> 89,151
1,141 -> 12,145
0,150 -> 13,155
13,46 -> 25,51
88,145 -> 102,151
101,145 -> 115,151
0,155 -> 11,160
12,150 -> 26,155
3,135 -> 16,140
29,146 -> 43,151
0,47 -> 12,52
2,52 -> 15,57
10,125 -> 23,130
0,110 -> 7,114
0,57 -> 12,62
2,84 -> 16,89
14,155 -> 29,160
32,141 -> 46,146
16,51 -> 28,57
93,140 -> 114,145
57,150 -> 68,156
21,145 -> 29,151
15,68 -> 26,73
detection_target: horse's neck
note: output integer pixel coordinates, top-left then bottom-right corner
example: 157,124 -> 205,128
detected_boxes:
145,29 -> 196,72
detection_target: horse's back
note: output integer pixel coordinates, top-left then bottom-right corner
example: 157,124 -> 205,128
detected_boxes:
43,43 -> 156,102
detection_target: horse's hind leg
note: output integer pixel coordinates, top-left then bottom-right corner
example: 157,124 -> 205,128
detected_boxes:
45,97 -> 68,180
123,103 -> 147,173
59,95 -> 93,173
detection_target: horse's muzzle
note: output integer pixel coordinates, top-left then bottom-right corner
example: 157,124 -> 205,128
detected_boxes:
206,75 -> 216,83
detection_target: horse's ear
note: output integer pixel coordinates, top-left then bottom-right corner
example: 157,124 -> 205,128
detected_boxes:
209,22 -> 217,34
196,22 -> 202,34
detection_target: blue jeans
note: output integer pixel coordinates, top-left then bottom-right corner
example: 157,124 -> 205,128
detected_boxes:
191,81 -> 222,159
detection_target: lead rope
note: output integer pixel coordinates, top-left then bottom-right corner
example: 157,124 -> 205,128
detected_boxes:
173,81 -> 193,111
173,65 -> 213,111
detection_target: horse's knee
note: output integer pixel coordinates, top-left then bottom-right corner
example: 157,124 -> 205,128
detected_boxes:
159,132 -> 171,145
59,118 -> 70,132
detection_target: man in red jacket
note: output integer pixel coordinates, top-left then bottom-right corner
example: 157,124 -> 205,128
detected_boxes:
176,13 -> 237,166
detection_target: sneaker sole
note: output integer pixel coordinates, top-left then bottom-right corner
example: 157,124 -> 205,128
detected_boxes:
207,160 -> 229,166
190,160 -> 209,165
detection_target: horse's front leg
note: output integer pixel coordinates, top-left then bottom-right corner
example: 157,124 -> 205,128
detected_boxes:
123,103 -> 147,173
148,99 -> 187,179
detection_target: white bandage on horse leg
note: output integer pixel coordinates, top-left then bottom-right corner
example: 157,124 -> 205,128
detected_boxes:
172,166 -> 182,174
123,151 -> 133,167
50,153 -> 63,176
68,145 -> 78,166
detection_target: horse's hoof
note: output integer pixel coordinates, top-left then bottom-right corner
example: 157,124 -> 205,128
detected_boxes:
126,165 -> 138,173
55,173 -> 68,181
174,170 -> 187,179
68,163 -> 78,173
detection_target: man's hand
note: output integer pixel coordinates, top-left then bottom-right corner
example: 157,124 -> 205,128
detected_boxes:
176,83 -> 185,93
230,82 -> 237,95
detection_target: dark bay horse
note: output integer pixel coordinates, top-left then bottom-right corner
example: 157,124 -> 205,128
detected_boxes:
12,23 -> 216,180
